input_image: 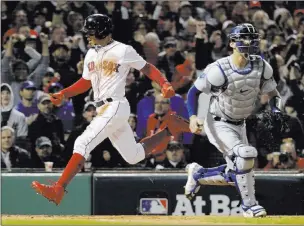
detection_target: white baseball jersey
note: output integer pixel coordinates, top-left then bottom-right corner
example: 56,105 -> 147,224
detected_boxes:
82,41 -> 146,101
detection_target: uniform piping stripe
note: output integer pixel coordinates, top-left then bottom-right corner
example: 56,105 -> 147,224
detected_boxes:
83,102 -> 120,155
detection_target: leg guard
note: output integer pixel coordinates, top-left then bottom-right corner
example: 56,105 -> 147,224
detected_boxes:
229,145 -> 258,207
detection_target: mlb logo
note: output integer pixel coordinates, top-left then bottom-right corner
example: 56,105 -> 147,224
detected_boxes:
140,198 -> 168,215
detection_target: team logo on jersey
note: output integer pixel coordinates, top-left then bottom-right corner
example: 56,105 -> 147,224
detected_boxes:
94,60 -> 121,76
140,198 -> 168,215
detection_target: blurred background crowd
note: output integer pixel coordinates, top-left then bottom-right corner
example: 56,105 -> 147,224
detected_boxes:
1,1 -> 304,171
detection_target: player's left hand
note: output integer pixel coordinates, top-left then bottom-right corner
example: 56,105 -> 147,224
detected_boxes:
161,82 -> 175,98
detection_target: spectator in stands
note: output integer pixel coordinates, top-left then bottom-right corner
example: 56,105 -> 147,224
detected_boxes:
49,25 -> 67,54
155,141 -> 186,169
288,61 -> 304,122
15,81 -> 39,120
90,149 -> 121,168
48,82 -> 75,133
28,94 -> 65,154
178,1 -> 193,29
157,36 -> 185,81
1,126 -> 31,170
3,9 -> 38,44
2,32 -> 49,105
282,98 -> 304,150
252,10 -> 271,31
50,43 -> 86,116
69,2 -> 98,19
32,8 -> 48,33
39,67 -> 58,93
31,136 -> 65,168
248,1 -> 262,21
1,1 -> 9,39
231,1 -> 249,24
157,12 -> 180,41
1,83 -> 28,139
195,19 -> 213,70
143,32 -> 160,66
264,138 -> 298,170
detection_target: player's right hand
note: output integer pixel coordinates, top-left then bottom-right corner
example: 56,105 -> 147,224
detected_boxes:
50,92 -> 65,106
189,115 -> 204,134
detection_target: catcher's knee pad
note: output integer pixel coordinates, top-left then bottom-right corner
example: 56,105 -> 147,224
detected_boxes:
233,144 -> 258,159
232,145 -> 257,172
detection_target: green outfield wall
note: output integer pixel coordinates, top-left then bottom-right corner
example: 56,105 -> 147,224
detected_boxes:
1,173 -> 92,215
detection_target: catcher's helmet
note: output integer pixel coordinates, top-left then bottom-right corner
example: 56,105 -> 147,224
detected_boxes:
80,14 -> 112,39
228,23 -> 260,60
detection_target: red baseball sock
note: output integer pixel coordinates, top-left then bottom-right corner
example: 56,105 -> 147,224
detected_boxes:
57,153 -> 85,188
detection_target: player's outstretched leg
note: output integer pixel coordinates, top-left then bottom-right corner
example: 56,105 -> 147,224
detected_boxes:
184,163 -> 232,200
32,153 -> 84,205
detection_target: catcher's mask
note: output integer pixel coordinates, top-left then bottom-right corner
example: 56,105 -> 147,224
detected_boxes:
229,23 -> 261,61
80,14 -> 112,39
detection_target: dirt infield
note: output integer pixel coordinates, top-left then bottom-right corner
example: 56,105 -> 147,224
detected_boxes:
2,215 -> 304,225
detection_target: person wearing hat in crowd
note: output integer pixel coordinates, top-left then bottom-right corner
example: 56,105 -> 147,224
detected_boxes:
31,136 -> 65,168
155,141 -> 186,169
15,81 -> 39,121
2,32 -> 50,105
1,126 -> 31,170
33,8 -> 48,34
28,94 -> 65,155
1,83 -> 28,140
50,42 -> 87,117
178,1 -> 193,29
157,36 -> 185,82
158,12 -> 182,41
48,82 -> 75,133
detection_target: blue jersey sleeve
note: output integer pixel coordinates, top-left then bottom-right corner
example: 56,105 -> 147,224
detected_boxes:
187,85 -> 201,117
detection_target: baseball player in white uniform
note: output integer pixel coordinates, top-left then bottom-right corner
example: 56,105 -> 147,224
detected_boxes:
184,23 -> 282,217
31,14 -> 188,205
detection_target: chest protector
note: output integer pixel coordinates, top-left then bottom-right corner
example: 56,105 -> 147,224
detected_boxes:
210,57 -> 264,120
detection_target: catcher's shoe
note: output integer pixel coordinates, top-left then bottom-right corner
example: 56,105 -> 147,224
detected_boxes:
166,113 -> 191,135
32,181 -> 65,205
184,163 -> 202,200
242,204 -> 267,218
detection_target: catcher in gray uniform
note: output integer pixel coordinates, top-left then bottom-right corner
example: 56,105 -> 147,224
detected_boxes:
185,23 -> 281,218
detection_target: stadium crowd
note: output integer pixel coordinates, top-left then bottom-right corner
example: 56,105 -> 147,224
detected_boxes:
1,1 -> 304,171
